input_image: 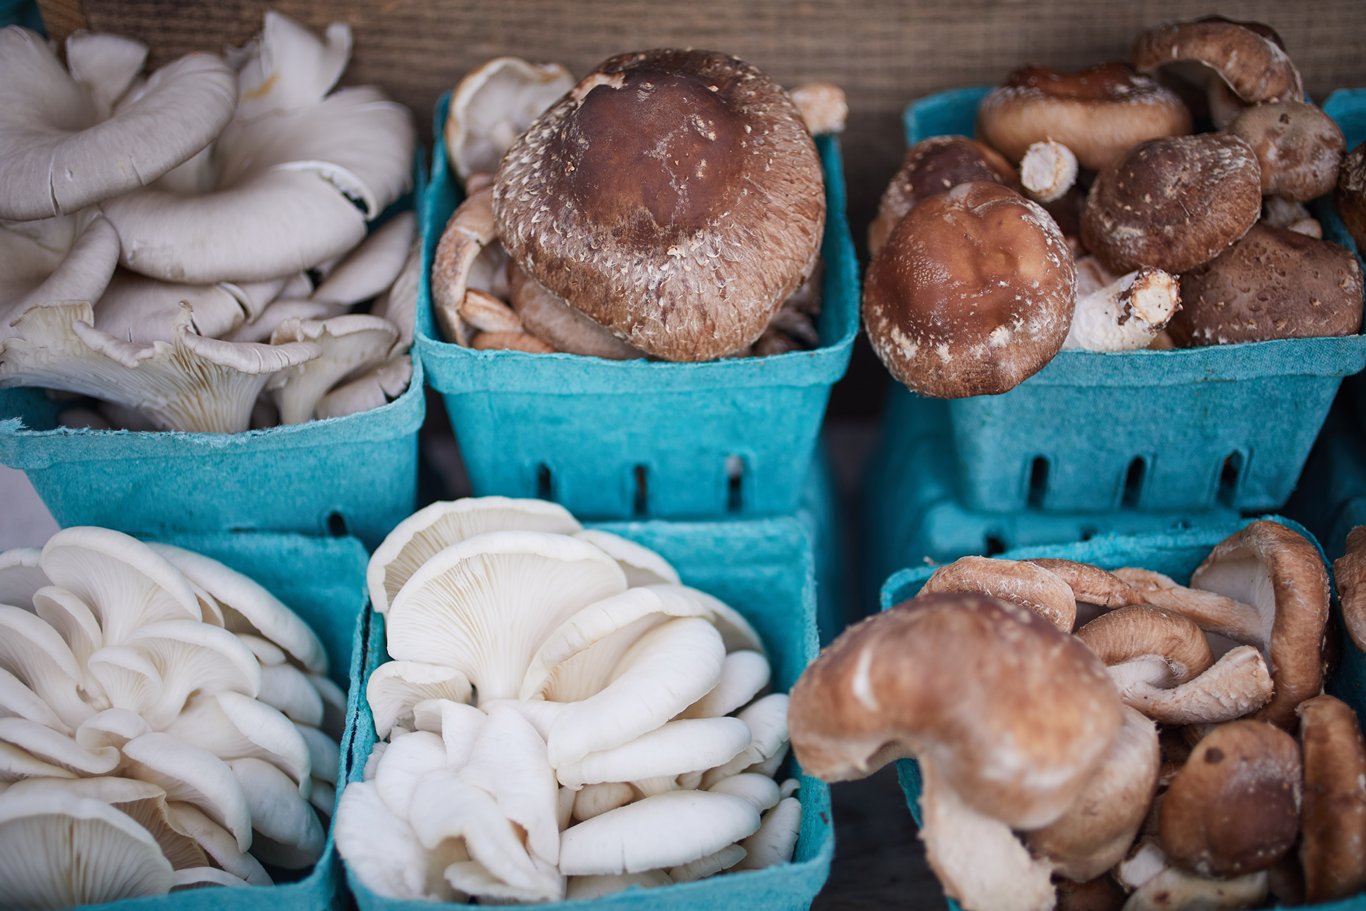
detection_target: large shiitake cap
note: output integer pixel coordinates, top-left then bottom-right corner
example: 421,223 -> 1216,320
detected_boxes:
976,63 -> 1192,172
1132,17 -> 1304,107
868,136 -> 1017,255
1227,101 -> 1345,202
1171,223 -> 1363,346
1158,720 -> 1301,878
863,180 -> 1075,399
493,48 -> 825,362
1081,133 -> 1262,274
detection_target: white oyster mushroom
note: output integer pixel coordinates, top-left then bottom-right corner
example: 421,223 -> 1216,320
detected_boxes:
309,780 -> 336,816
371,242 -> 420,349
0,547 -> 46,608
566,870 -> 671,900
444,57 -> 574,183
702,694 -> 791,787
64,31 -> 148,118
0,742 -> 77,781
231,11 -> 352,122
556,784 -> 575,829
385,531 -> 625,701
92,271 -> 251,345
85,647 -> 162,721
368,497 -> 582,615
238,634 -> 287,667
74,708 -> 148,752
225,298 -> 345,344
167,692 -> 311,788
0,605 -> 90,730
314,353 -> 413,420
165,803 -> 271,886
310,673 -> 347,738
336,780 -> 464,901
123,622 -> 261,728
0,668 -> 66,730
0,718 -> 119,776
312,211 -> 417,306
670,844 -> 748,882
559,790 -> 761,876
574,530 -> 681,586
258,663 -> 325,727
1,301 -> 320,432
366,661 -> 473,739
708,773 -> 783,813
120,732 -> 253,851
296,725 -> 340,786
735,795 -> 802,870
269,314 -> 399,424
571,781 -> 635,822
0,214 -> 121,341
680,649 -> 771,719
228,757 -> 325,869
149,542 -> 328,674
172,867 -> 252,890
0,788 -> 175,905
31,586 -> 102,665
0,27 -> 236,220
556,716 -> 750,790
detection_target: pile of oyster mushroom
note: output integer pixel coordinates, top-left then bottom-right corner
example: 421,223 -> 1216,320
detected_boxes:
865,15 -> 1365,399
789,520 -> 1366,911
0,12 -> 418,432
336,497 -> 800,902
0,528 -> 343,906
432,52 -> 847,361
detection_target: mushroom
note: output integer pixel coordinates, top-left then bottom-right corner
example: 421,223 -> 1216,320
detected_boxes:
1335,141 -> 1366,252
165,691 -> 312,787
506,262 -> 646,359
1334,527 -> 1366,654
863,181 -> 1076,398
554,716 -> 750,789
1158,720 -> 1301,877
310,211 -> 417,307
63,31 -> 150,119
1020,140 -> 1079,203
494,49 -> 825,362
430,187 -> 506,345
444,57 -> 575,184
573,530 -> 680,587
790,82 -> 848,135
977,63 -> 1192,172
565,871 -> 671,899
734,794 -> 802,870
314,354 -> 413,421
678,649 -> 770,719
919,556 -> 1078,632
671,844 -> 748,881
1171,224 -> 1364,346
1081,133 -> 1263,274
458,290 -> 523,335
1298,694 -> 1366,902
229,10 -> 352,122
868,136 -> 1018,255
228,756 -> 325,868
1261,196 -> 1322,238
1132,17 -> 1304,123
1063,267 -> 1180,352
0,26 -> 236,221
1226,101 -> 1345,202
571,781 -> 635,822
366,662 -> 473,740
1,214 -> 122,341
92,271 -> 252,345
268,315 -> 399,424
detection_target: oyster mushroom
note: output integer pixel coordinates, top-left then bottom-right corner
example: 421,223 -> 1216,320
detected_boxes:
444,57 -> 575,184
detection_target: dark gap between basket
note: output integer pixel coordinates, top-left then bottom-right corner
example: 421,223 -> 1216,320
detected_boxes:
1026,456 -> 1050,509
535,464 -> 555,501
1217,451 -> 1246,507
726,455 -> 745,513
1121,457 -> 1148,509
632,465 -> 649,517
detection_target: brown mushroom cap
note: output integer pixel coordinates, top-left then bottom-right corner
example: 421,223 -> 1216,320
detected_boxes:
1333,527 -> 1366,654
493,48 -> 825,362
920,556 -> 1077,632
1336,141 -> 1366,253
977,63 -> 1192,173
788,591 -> 1123,829
1298,694 -> 1366,903
507,262 -> 646,360
1076,606 -> 1214,687
863,180 -> 1075,399
1227,101 -> 1345,202
868,136 -> 1018,255
1158,719 -> 1301,877
1132,17 -> 1304,107
1190,520 -> 1331,729
1081,133 -> 1262,275
1028,559 -> 1139,610
1171,223 -> 1364,346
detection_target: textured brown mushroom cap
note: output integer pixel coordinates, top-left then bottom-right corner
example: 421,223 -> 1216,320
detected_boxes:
863,181 -> 1075,399
1076,606 -> 1214,686
1298,694 -> 1366,903
1132,17 -> 1304,107
1227,102 -> 1345,201
1081,133 -> 1262,275
1334,527 -> 1366,654
1028,559 -> 1139,609
868,136 -> 1018,255
977,63 -> 1193,173
493,48 -> 825,362
1158,719 -> 1301,877
1336,142 -> 1366,253
1171,223 -> 1364,346
1191,520 -> 1331,729
788,591 -> 1123,829
920,556 -> 1076,632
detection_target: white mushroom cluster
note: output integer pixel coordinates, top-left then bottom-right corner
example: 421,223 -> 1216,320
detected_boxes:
336,497 -> 800,903
792,521 -> 1366,911
0,528 -> 343,907
0,12 -> 418,433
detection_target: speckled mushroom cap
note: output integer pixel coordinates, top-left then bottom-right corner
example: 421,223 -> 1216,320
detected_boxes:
1158,720 -> 1302,877
1171,223 -> 1363,346
868,136 -> 1018,255
1227,101 -> 1345,202
1336,141 -> 1366,253
976,63 -> 1192,172
1132,17 -> 1304,107
1333,527 -> 1366,655
863,180 -> 1075,399
1080,133 -> 1262,274
1298,694 -> 1366,904
787,591 -> 1123,830
493,48 -> 825,362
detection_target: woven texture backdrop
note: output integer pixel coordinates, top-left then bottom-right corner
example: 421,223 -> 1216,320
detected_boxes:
36,0 -> 1366,249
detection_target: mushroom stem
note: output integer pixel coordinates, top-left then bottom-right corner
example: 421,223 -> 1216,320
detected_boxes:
1021,140 -> 1079,203
1063,268 -> 1180,352
1110,569 -> 1266,645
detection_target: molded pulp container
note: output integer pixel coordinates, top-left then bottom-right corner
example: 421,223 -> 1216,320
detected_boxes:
1322,89 -> 1366,429
798,444 -> 846,643
879,519 -> 1366,911
74,531 -> 370,911
417,93 -> 859,519
861,387 -> 1239,603
898,88 -> 1366,514
343,517 -> 835,911
0,161 -> 428,551
1286,404 -> 1366,562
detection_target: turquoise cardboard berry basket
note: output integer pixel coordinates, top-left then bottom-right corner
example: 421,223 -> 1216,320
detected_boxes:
862,387 -> 1239,604
343,516 -> 835,911
1286,404 -> 1366,562
1322,89 -> 1366,431
0,153 -> 428,550
416,92 -> 859,520
70,530 -> 370,911
895,87 -> 1366,514
879,518 -> 1366,911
